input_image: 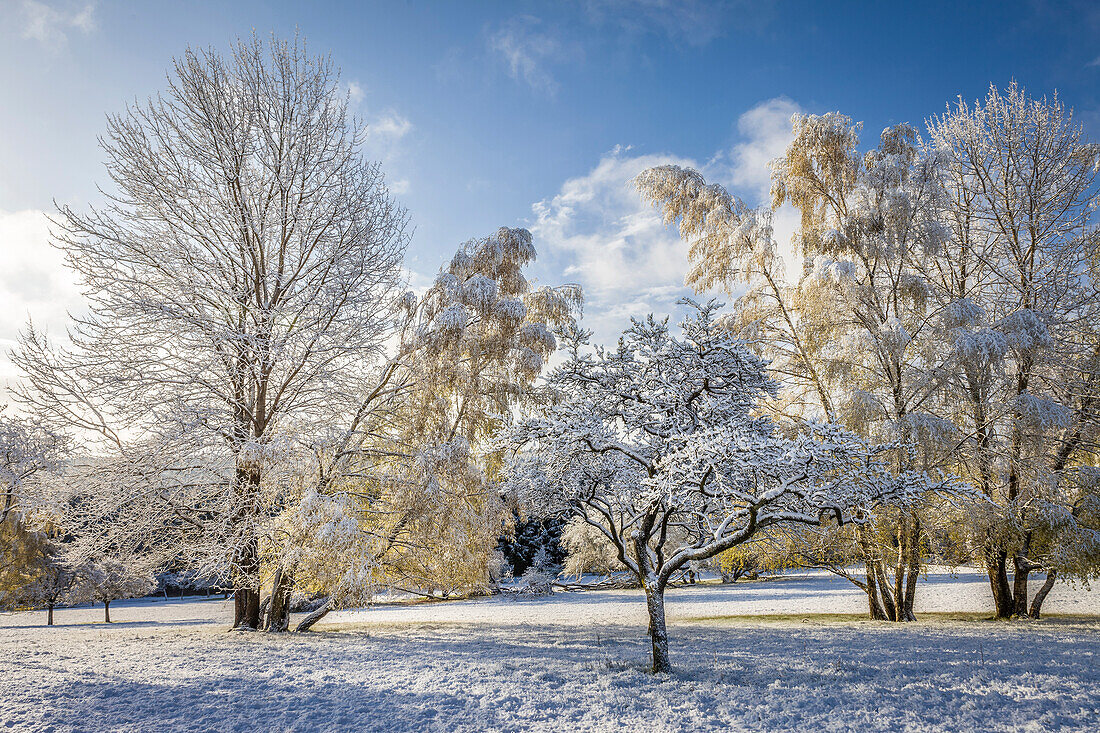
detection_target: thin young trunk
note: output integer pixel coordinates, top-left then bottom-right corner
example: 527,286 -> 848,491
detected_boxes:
643,581 -> 671,674
295,596 -> 332,632
875,561 -> 897,621
893,517 -> 907,620
1028,570 -> 1057,618
104,600 -> 111,623
264,565 -> 294,632
47,604 -> 54,626
901,516 -> 920,622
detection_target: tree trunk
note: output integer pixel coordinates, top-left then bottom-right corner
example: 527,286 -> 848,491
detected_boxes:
899,515 -> 920,622
257,595 -> 271,627
295,597 -> 332,632
874,561 -> 898,621
864,561 -> 888,620
233,586 -> 261,629
985,548 -> 1014,619
1011,555 -> 1031,617
643,581 -> 671,674
858,525 -> 888,620
264,565 -> 294,632
47,604 -> 54,626
231,463 -> 263,630
1029,570 -> 1057,618
232,535 -> 262,629
104,600 -> 111,623
893,517 -> 907,620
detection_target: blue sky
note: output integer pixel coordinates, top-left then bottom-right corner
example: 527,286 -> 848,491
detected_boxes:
2,0 -> 1099,383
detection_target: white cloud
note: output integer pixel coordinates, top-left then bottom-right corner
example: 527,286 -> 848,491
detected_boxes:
1088,55 -> 1100,68
341,80 -> 414,195
727,96 -> 801,199
0,209 -> 86,396
366,112 -> 412,142
530,97 -> 803,342
363,111 -> 413,194
20,0 -> 95,47
345,81 -> 366,106
530,147 -> 705,341
488,15 -> 566,94
723,97 -> 803,280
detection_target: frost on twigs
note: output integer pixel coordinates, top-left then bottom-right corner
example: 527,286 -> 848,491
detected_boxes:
263,226 -> 582,620
8,35 -> 410,630
500,300 -> 960,671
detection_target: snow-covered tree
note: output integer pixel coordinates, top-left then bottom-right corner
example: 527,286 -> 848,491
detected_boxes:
499,511 -> 566,579
11,36 -> 407,629
928,82 -> 1100,617
502,301 -> 957,672
14,536 -> 78,626
262,227 -> 580,631
559,515 -> 622,577
0,409 -> 70,615
636,120 -> 959,620
73,555 -> 157,623
0,408 -> 67,525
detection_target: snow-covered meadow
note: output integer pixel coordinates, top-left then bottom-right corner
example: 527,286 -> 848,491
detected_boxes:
3,570 -> 1098,732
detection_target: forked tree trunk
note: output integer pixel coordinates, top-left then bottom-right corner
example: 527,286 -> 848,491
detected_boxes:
986,548 -> 1014,619
864,561 -> 889,620
104,600 -> 111,623
47,604 -> 54,626
643,581 -> 670,674
898,515 -> 920,622
858,526 -> 889,620
875,562 -> 898,621
1029,570 -> 1057,619
264,565 -> 294,632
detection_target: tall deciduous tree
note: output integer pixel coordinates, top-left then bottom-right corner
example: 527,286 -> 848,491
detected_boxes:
928,82 -> 1100,617
12,36 -> 407,629
635,119 -> 957,620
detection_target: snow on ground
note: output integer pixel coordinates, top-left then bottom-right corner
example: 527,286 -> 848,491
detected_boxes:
1,570 -> 1098,732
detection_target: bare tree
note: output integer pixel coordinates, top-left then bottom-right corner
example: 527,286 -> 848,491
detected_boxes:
12,35 -> 408,629
0,407 -> 67,525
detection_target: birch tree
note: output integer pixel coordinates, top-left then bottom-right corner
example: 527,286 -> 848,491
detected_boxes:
928,82 -> 1100,617
635,119 -> 958,620
11,35 -> 408,629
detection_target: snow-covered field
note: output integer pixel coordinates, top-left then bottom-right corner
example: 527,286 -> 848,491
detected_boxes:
2,570 -> 1098,732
